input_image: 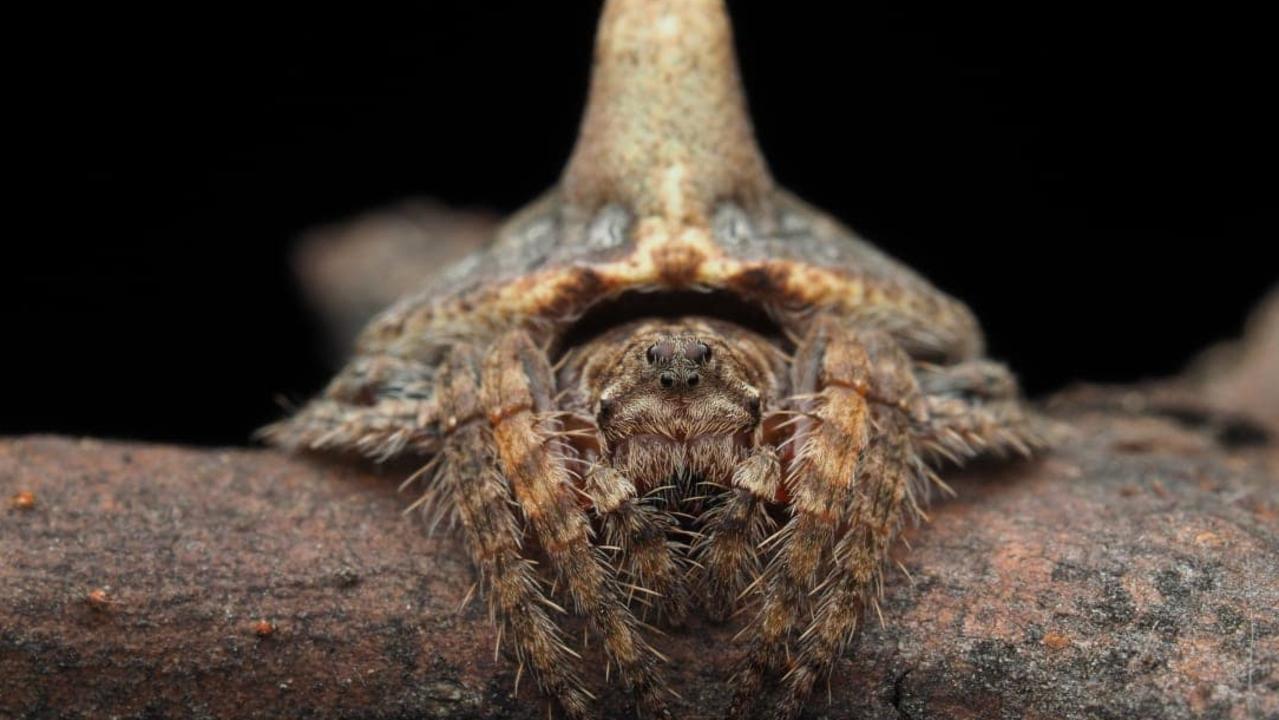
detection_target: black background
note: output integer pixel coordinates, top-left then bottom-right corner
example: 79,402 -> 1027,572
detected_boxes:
9,4 -> 1273,445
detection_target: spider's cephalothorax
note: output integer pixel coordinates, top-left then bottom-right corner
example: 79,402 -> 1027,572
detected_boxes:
263,1 -> 1046,718
579,320 -> 772,494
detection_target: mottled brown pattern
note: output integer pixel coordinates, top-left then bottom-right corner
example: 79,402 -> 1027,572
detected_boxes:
260,1 -> 1044,717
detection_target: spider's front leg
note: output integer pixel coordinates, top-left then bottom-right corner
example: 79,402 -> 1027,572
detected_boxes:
433,346 -> 592,719
773,331 -> 928,720
483,331 -> 671,719
729,316 -> 875,714
731,332 -> 1046,719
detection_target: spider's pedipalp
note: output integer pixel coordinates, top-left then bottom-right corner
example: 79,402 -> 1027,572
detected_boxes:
584,464 -> 691,625
692,444 -> 780,622
483,330 -> 671,719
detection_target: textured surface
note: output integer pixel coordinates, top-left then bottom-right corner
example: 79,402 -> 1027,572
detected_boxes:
561,0 -> 770,218
265,6 -> 1027,716
4,389 -> 1275,719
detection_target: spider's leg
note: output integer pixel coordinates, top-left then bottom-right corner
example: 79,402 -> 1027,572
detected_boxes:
774,333 -> 924,720
728,316 -> 873,715
917,358 -> 1018,399
915,360 -> 1048,463
258,354 -> 439,460
434,346 -> 591,719
585,465 -> 690,625
323,353 -> 438,404
483,331 -> 671,719
692,445 -> 780,622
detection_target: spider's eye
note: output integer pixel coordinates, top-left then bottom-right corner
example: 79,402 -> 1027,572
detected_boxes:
684,342 -> 711,364
646,341 -> 675,364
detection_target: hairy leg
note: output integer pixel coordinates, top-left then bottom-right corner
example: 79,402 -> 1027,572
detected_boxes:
584,465 -> 690,624
917,359 -> 1016,399
774,333 -> 924,720
258,354 -> 439,460
915,360 -> 1046,463
693,445 -> 780,622
434,346 -> 591,718
483,331 -> 671,719
728,316 -> 873,714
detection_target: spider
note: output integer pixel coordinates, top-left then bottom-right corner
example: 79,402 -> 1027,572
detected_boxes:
263,1 -> 1045,718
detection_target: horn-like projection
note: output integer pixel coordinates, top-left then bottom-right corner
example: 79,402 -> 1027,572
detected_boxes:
562,0 -> 772,222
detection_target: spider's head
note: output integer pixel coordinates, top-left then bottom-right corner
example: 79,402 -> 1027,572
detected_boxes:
590,321 -> 766,486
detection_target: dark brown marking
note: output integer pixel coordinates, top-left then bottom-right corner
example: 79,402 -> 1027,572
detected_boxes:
729,264 -> 794,303
653,244 -> 706,286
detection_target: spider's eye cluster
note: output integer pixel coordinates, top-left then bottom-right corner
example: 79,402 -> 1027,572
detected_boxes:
645,340 -> 712,365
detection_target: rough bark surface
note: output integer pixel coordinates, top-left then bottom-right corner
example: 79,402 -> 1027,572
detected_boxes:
3,292 -> 1277,719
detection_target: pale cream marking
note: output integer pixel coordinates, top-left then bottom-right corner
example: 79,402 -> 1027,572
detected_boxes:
656,12 -> 680,39
660,164 -> 688,224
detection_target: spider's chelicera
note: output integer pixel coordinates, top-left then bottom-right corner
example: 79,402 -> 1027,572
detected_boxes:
263,1 -> 1047,718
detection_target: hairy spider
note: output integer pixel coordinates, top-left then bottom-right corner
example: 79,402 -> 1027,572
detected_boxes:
263,1 -> 1045,718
